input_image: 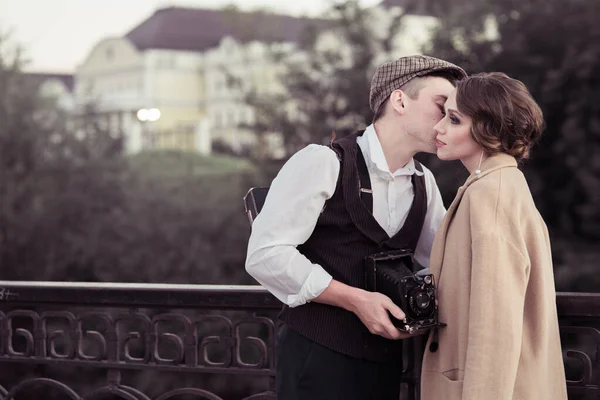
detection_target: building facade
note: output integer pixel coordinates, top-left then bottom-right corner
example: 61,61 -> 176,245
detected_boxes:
74,3 -> 437,156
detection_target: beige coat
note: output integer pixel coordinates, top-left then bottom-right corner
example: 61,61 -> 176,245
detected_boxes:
421,154 -> 567,400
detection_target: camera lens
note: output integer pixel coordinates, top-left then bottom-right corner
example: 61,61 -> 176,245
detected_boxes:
415,292 -> 431,309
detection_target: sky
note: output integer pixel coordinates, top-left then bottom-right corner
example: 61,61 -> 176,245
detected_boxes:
0,0 -> 380,73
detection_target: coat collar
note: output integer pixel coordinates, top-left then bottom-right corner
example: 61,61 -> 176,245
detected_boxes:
463,153 -> 518,188
429,153 -> 518,281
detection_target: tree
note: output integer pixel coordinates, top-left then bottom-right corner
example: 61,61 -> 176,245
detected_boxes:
0,32 -> 127,279
240,0 -> 427,157
423,0 -> 600,290
0,32 -> 268,399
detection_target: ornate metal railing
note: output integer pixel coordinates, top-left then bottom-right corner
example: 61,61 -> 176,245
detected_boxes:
0,281 -> 598,400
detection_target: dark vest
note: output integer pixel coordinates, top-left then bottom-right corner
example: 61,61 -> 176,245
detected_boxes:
279,131 -> 428,362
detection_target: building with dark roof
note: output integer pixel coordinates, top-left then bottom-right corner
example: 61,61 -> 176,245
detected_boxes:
74,6 -> 329,154
74,4 -> 434,155
125,6 -> 325,52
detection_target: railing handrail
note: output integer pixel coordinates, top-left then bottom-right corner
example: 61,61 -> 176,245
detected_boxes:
0,281 -> 281,310
0,281 -> 265,290
0,280 -> 599,315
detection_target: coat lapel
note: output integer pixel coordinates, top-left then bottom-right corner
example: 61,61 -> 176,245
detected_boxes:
429,153 -> 519,281
429,185 -> 467,281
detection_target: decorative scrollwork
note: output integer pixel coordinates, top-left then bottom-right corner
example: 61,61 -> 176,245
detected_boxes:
234,316 -> 275,369
6,310 -> 40,357
0,309 -> 277,375
0,380 -> 272,400
560,325 -> 600,398
3,378 -> 81,400
241,392 -> 277,400
118,385 -> 152,400
42,311 -> 77,359
116,311 -> 152,364
0,383 -> 8,399
77,312 -> 113,361
0,311 -> 6,357
154,388 -> 224,400
0,283 -> 598,400
198,315 -> 234,368
82,384 -> 149,400
151,313 -> 193,365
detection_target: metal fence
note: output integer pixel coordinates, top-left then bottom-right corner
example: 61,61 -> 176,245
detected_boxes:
0,281 -> 598,399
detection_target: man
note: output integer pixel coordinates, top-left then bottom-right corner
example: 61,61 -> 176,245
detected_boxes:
245,55 -> 467,400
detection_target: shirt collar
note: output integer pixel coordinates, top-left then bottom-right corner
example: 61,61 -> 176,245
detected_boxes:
358,124 -> 424,178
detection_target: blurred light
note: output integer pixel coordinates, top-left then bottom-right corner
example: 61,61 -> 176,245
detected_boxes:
137,109 -> 149,121
137,108 -> 161,122
147,108 -> 161,122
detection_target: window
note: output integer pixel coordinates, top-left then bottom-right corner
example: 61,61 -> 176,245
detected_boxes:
156,54 -> 176,69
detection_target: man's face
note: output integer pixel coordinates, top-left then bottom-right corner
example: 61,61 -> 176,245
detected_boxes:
402,77 -> 456,154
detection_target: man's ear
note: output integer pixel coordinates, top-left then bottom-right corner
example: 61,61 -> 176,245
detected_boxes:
389,89 -> 407,116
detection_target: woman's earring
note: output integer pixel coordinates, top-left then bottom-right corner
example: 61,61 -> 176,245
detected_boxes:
475,150 -> 484,175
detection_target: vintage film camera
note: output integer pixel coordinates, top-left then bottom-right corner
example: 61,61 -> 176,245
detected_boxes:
365,250 -> 441,334
243,187 -> 442,334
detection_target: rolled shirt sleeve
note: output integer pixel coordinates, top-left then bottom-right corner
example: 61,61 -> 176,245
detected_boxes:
245,144 -> 340,307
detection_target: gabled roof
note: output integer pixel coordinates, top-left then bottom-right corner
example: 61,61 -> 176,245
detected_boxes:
125,7 -> 327,52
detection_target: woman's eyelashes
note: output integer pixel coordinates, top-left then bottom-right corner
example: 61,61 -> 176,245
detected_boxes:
440,106 -> 461,124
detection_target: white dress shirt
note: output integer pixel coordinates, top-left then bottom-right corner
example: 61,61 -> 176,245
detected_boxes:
245,124 -> 446,307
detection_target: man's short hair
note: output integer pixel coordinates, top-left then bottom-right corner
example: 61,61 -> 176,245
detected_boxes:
369,55 -> 467,122
372,70 -> 464,123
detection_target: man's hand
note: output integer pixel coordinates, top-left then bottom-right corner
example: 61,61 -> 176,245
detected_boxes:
348,289 -> 412,340
314,280 -> 425,340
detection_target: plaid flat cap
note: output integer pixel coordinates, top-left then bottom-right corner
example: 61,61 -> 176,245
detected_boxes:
369,55 -> 467,113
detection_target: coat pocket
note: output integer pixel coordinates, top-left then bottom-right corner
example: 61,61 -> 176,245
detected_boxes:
421,370 -> 464,400
442,368 -> 464,382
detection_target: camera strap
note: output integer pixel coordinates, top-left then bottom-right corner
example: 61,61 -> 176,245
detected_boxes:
356,143 -> 373,213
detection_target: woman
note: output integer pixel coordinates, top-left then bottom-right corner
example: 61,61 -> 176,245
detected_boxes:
420,72 -> 567,400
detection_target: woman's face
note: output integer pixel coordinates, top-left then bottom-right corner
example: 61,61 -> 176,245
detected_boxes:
433,89 -> 483,170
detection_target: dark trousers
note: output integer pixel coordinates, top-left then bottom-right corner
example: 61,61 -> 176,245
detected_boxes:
276,325 -> 402,400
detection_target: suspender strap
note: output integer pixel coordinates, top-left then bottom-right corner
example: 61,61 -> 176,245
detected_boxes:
356,143 -> 373,213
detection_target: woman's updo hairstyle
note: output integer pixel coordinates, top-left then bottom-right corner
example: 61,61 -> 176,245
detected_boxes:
455,72 -> 544,161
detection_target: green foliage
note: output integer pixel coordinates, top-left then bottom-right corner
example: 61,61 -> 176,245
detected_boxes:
242,0 -> 421,156
0,33 -> 126,280
0,33 -> 261,285
84,151 -> 258,284
423,0 -> 600,290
